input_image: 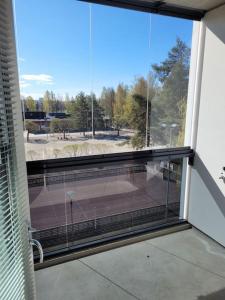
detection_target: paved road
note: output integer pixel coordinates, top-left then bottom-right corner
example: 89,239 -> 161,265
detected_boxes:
29,170 -> 180,230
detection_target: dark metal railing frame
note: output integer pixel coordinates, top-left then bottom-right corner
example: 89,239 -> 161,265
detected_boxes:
27,146 -> 194,264
27,146 -> 194,175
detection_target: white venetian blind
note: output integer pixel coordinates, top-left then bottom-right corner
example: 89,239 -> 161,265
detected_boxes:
0,0 -> 35,299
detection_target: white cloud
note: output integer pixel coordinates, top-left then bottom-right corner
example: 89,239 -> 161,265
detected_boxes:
20,74 -> 54,84
19,80 -> 31,89
19,74 -> 54,91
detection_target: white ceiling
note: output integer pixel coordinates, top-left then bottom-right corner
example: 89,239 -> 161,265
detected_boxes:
143,0 -> 225,11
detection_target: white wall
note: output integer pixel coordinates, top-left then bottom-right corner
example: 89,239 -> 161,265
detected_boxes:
188,5 -> 225,246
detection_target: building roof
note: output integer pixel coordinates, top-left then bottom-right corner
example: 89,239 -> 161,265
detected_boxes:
82,0 -> 225,20
25,111 -> 46,120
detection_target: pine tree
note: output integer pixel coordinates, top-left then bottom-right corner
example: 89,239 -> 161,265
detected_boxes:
73,92 -> 89,136
152,38 -> 190,146
152,38 -> 190,83
124,76 -> 155,148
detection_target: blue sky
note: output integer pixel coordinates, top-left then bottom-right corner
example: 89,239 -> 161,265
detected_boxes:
14,0 -> 193,99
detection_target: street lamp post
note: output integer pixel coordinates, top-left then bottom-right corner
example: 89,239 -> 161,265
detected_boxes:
66,191 -> 76,225
169,123 -> 178,147
161,123 -> 178,147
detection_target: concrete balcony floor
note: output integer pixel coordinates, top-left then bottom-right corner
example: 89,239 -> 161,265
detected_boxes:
36,228 -> 225,300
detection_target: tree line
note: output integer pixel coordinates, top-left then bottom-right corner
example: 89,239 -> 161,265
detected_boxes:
24,38 -> 190,149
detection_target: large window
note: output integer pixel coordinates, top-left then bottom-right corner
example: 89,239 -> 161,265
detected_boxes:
15,0 -> 193,161
15,0 -> 193,259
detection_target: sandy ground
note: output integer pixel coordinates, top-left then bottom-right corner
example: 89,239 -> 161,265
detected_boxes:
24,130 -> 134,161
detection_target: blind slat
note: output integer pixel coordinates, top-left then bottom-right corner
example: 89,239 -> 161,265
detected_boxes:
0,1 -> 35,299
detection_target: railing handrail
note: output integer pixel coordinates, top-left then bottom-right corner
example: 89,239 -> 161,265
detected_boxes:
27,146 -> 194,175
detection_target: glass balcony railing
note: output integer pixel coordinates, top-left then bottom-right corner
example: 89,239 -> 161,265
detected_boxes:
27,147 -> 193,260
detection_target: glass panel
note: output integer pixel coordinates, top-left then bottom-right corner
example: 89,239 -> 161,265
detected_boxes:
29,157 -> 183,255
14,0 -> 193,161
14,0 -> 190,260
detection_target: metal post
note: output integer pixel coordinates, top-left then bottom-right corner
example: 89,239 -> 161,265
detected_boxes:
169,127 -> 173,147
165,161 -> 171,220
145,14 -> 152,148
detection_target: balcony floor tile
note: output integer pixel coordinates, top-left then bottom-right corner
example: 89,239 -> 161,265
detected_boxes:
36,228 -> 225,300
35,259 -> 136,300
148,227 -> 225,278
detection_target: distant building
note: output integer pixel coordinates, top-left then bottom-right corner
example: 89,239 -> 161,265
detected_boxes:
24,111 -> 48,130
23,111 -> 71,131
25,111 -> 46,120
47,112 -> 70,119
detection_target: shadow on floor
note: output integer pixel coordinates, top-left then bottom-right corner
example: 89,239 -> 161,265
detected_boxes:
198,288 -> 225,300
